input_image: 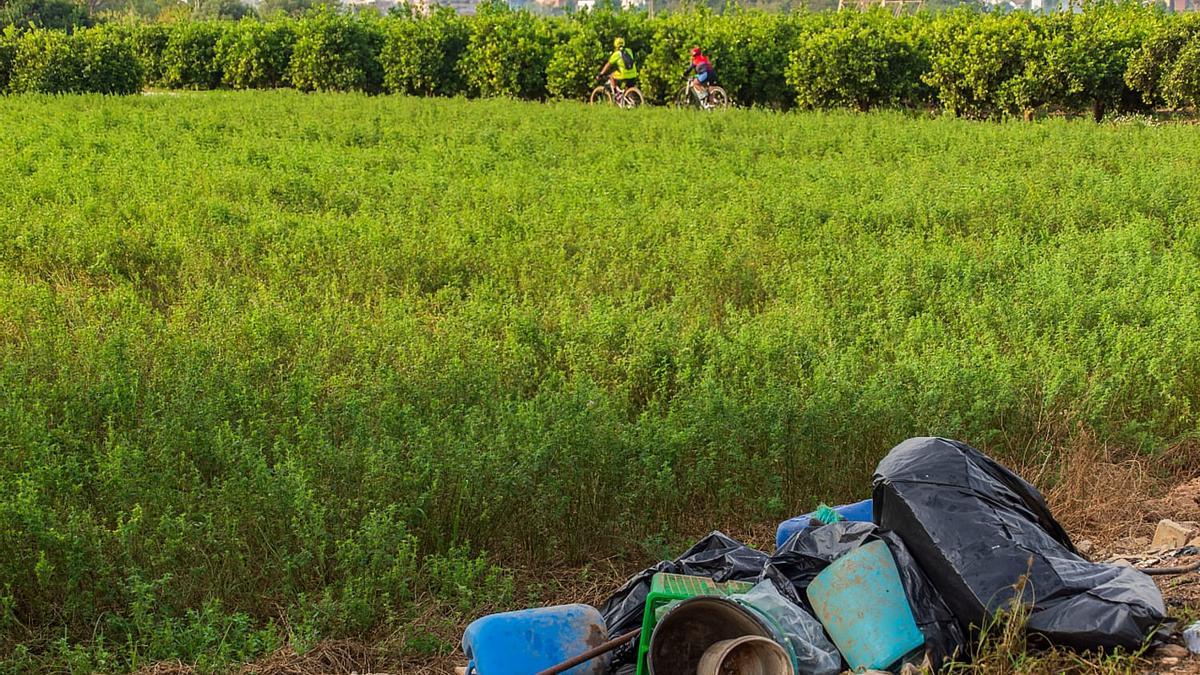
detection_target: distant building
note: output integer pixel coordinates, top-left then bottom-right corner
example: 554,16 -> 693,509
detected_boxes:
431,0 -> 481,12
344,0 -> 401,12
574,0 -> 642,8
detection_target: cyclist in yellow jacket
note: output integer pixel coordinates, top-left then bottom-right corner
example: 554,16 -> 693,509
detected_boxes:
597,37 -> 638,95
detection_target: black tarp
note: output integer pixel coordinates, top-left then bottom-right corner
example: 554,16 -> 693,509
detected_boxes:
762,520 -> 966,667
873,436 -> 1168,651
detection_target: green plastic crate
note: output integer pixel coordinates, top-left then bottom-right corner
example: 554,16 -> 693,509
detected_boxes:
634,573 -> 756,675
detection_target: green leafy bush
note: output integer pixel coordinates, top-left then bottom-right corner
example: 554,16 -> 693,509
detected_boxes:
3,8 -> 1199,116
380,7 -> 468,97
1161,36 -> 1200,109
458,1 -> 557,99
728,10 -> 807,108
0,26 -> 17,93
0,0 -> 90,32
922,10 -> 1044,118
545,24 -> 603,101
787,11 -> 926,111
10,27 -> 82,93
161,21 -> 225,90
216,18 -> 296,89
290,7 -> 384,93
1060,3 -> 1160,120
131,23 -> 171,87
78,27 -> 144,95
1126,13 -> 1200,108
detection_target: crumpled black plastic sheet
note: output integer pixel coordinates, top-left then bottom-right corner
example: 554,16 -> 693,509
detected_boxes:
762,520 -> 967,668
599,531 -> 768,670
873,436 -> 1168,651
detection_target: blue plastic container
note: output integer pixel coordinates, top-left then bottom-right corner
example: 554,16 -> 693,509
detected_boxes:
462,604 -> 609,675
805,540 -> 925,670
775,499 -> 874,549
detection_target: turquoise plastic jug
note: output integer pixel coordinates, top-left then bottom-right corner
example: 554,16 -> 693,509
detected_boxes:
805,540 -> 924,670
462,604 -> 609,675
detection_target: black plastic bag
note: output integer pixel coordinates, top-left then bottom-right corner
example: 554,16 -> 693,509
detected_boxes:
873,437 -> 1167,651
762,520 -> 967,668
599,531 -> 768,670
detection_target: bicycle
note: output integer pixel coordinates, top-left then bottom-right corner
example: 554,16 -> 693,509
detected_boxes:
589,77 -> 645,108
674,77 -> 730,110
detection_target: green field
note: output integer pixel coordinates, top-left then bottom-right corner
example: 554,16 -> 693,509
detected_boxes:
2,91 -> 1200,671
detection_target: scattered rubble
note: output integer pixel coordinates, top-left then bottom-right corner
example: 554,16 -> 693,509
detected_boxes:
1153,520 -> 1198,551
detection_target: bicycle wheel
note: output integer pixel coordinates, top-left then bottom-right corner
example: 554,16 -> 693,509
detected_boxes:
675,84 -> 694,109
707,86 -> 730,109
620,87 -> 645,109
589,86 -> 612,105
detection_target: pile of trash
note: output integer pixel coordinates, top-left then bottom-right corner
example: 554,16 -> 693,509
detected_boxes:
459,437 -> 1193,675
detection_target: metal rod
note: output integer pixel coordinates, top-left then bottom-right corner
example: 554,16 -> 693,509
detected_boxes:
1141,560 -> 1200,576
534,628 -> 642,675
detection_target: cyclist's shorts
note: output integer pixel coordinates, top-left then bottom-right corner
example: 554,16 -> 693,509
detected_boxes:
695,71 -> 710,84
615,77 -> 637,90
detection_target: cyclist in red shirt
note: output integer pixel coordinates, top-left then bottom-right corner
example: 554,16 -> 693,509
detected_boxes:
684,46 -> 715,108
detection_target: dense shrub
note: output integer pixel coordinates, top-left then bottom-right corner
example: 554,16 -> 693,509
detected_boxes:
216,18 -> 296,89
545,24 -> 602,101
1,7 -> 1198,115
1061,3 -> 1160,120
787,11 -> 926,111
131,22 -> 170,87
1126,13 -> 1200,109
160,21 -> 225,90
922,10 -> 1045,118
0,26 -> 17,93
79,27 -> 144,94
1160,37 -> 1200,109
0,0 -> 90,31
380,7 -> 468,97
458,1 -> 557,99
728,10 -> 806,108
290,7 -> 383,92
10,27 -> 82,93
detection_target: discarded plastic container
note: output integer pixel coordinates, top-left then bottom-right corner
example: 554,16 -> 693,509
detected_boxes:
775,499 -> 873,549
646,596 -> 795,675
698,636 -> 791,675
805,540 -> 924,671
1184,620 -> 1200,655
634,573 -> 757,675
462,604 -> 609,675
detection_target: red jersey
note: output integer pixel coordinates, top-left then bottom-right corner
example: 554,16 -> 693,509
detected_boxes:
691,54 -> 713,73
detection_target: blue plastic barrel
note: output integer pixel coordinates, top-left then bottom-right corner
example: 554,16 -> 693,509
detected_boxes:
805,540 -> 925,671
462,604 -> 610,675
775,499 -> 874,549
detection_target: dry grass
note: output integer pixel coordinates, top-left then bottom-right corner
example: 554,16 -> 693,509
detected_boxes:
132,641 -> 381,675
1036,433 -> 1157,548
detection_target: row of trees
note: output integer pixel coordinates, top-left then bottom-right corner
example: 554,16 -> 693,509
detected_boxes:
3,4 -> 1200,118
0,0 -> 324,30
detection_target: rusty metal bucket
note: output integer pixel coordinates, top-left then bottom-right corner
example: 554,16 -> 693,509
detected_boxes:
646,596 -> 793,675
697,635 -> 792,675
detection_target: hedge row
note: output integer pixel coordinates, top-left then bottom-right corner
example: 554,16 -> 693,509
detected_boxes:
4,5 -> 1200,118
